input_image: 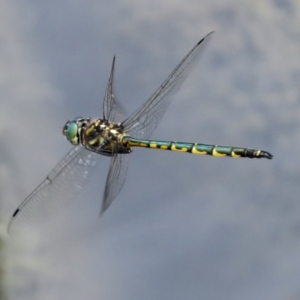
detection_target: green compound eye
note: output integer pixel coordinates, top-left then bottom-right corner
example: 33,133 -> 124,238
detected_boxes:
65,122 -> 79,145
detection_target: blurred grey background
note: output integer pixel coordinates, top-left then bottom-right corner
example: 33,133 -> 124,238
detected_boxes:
1,0 -> 300,299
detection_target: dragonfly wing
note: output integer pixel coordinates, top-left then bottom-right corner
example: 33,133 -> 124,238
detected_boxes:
8,146 -> 100,234
101,151 -> 129,215
122,32 -> 214,139
103,56 -> 126,123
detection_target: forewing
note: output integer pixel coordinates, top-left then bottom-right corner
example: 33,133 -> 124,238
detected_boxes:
103,56 -> 126,123
122,32 -> 214,139
8,146 -> 100,234
101,152 -> 129,214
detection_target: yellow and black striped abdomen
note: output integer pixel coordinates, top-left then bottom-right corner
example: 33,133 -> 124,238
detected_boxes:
121,136 -> 273,159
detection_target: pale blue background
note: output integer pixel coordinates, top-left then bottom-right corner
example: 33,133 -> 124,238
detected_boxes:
1,0 -> 300,299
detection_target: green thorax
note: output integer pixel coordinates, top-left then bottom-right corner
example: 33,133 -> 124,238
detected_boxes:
82,119 -> 131,155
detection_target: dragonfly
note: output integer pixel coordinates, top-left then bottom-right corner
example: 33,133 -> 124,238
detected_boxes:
8,32 -> 273,234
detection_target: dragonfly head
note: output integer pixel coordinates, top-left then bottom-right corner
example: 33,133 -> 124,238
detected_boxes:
63,117 -> 90,145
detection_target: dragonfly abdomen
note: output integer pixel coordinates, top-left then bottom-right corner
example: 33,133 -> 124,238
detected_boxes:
122,136 -> 273,159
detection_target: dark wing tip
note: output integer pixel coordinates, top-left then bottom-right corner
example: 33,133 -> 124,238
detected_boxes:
197,31 -> 215,46
7,209 -> 20,234
12,208 -> 20,217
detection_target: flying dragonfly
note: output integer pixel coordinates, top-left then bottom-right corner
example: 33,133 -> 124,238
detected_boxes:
8,32 -> 273,234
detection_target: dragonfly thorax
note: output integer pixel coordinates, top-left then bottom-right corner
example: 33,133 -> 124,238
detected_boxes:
81,119 -> 131,155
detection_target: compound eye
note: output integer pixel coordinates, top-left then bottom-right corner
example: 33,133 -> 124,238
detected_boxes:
62,121 -> 70,136
65,121 -> 79,145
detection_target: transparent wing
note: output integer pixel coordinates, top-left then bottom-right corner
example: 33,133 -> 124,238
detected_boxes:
101,151 -> 129,214
8,146 -> 100,234
103,56 -> 126,123
122,32 -> 214,139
